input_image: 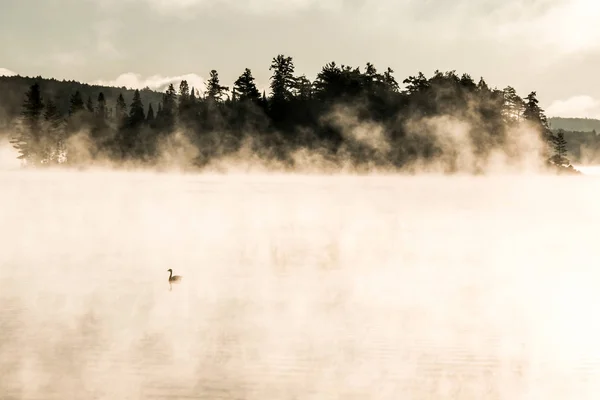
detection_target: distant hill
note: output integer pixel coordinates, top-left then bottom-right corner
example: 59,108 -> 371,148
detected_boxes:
548,117 -> 600,133
1,76 -> 596,135
546,118 -> 600,164
0,75 -> 164,130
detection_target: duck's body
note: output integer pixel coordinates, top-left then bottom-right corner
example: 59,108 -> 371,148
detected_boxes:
167,269 -> 182,290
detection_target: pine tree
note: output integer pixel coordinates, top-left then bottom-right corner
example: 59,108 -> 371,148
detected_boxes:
523,91 -> 551,136
157,84 -> 177,132
96,92 -> 107,120
269,55 -> 296,102
127,89 -> 146,127
42,98 -> 66,163
402,72 -> 429,95
294,75 -> 312,100
502,86 -> 524,123
89,92 -> 110,153
11,82 -> 44,164
233,68 -> 261,103
86,96 -> 94,113
382,67 -> 399,92
205,70 -> 229,102
116,90 -> 146,158
147,103 -> 155,121
179,80 -> 190,109
523,92 -> 546,125
69,91 -> 85,116
190,87 -> 197,105
115,93 -> 127,126
551,129 -> 569,165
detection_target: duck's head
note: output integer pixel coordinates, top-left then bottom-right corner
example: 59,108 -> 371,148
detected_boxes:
167,269 -> 172,273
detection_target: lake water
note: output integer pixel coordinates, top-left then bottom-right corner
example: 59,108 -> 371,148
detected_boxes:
1,170 -> 600,399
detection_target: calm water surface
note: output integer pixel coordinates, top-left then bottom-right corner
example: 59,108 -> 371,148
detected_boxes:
1,171 -> 600,399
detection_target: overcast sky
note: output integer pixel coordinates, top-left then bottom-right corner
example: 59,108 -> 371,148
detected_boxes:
0,0 -> 598,117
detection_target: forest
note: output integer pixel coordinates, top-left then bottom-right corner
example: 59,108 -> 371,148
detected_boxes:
2,54 -> 575,173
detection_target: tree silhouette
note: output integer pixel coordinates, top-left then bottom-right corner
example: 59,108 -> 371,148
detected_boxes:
42,98 -> 66,163
96,92 -> 107,120
269,55 -> 295,103
156,84 -> 177,132
69,91 -> 85,116
117,89 -> 146,158
115,93 -> 127,125
1,55 -> 575,173
86,96 -> 94,113
11,82 -> 44,164
205,70 -> 229,102
147,103 -> 155,122
233,68 -> 261,103
550,129 -> 569,165
523,91 -> 553,154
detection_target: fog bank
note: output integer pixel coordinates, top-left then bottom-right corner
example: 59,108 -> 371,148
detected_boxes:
1,170 -> 599,399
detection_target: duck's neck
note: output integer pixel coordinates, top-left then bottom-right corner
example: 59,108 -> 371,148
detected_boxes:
168,270 -> 173,279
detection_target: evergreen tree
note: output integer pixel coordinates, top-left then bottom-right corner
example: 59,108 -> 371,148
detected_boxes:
156,103 -> 163,120
269,55 -> 296,102
402,72 -> 429,94
179,80 -> 190,107
96,92 -> 107,120
117,89 -> 146,158
128,90 -> 145,126
147,103 -> 155,121
178,80 -> 195,126
11,82 -> 44,164
115,93 -> 127,126
69,90 -> 85,116
523,91 -> 546,125
156,84 -> 177,132
502,86 -> 524,123
190,87 -> 197,105
42,98 -> 66,163
382,67 -> 399,92
90,92 -> 111,154
551,129 -> 569,164
205,70 -> 229,102
233,68 -> 261,103
86,96 -> 94,113
294,75 -> 312,100
523,92 -> 552,136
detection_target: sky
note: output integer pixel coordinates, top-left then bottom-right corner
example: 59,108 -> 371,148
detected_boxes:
0,0 -> 598,118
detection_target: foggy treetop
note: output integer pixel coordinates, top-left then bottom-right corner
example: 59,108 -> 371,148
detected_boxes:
4,54 -> 575,173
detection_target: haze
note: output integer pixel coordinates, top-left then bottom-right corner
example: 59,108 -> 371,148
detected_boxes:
2,0 -> 600,397
0,166 -> 599,399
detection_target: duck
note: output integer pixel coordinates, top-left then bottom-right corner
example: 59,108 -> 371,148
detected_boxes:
167,269 -> 182,291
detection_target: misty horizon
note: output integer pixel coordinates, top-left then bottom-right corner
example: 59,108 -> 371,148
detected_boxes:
0,57 -> 585,174
2,1 -> 600,398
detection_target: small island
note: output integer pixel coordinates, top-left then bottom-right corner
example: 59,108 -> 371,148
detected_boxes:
0,57 -> 582,174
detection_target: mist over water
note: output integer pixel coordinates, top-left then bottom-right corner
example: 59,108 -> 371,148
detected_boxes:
1,169 -> 600,399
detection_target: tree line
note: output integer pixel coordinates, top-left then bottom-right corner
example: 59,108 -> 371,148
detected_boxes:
8,54 -> 571,171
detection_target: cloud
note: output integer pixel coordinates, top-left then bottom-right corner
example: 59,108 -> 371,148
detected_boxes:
546,95 -> 600,118
493,0 -> 600,55
92,72 -> 206,93
0,68 -> 17,77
